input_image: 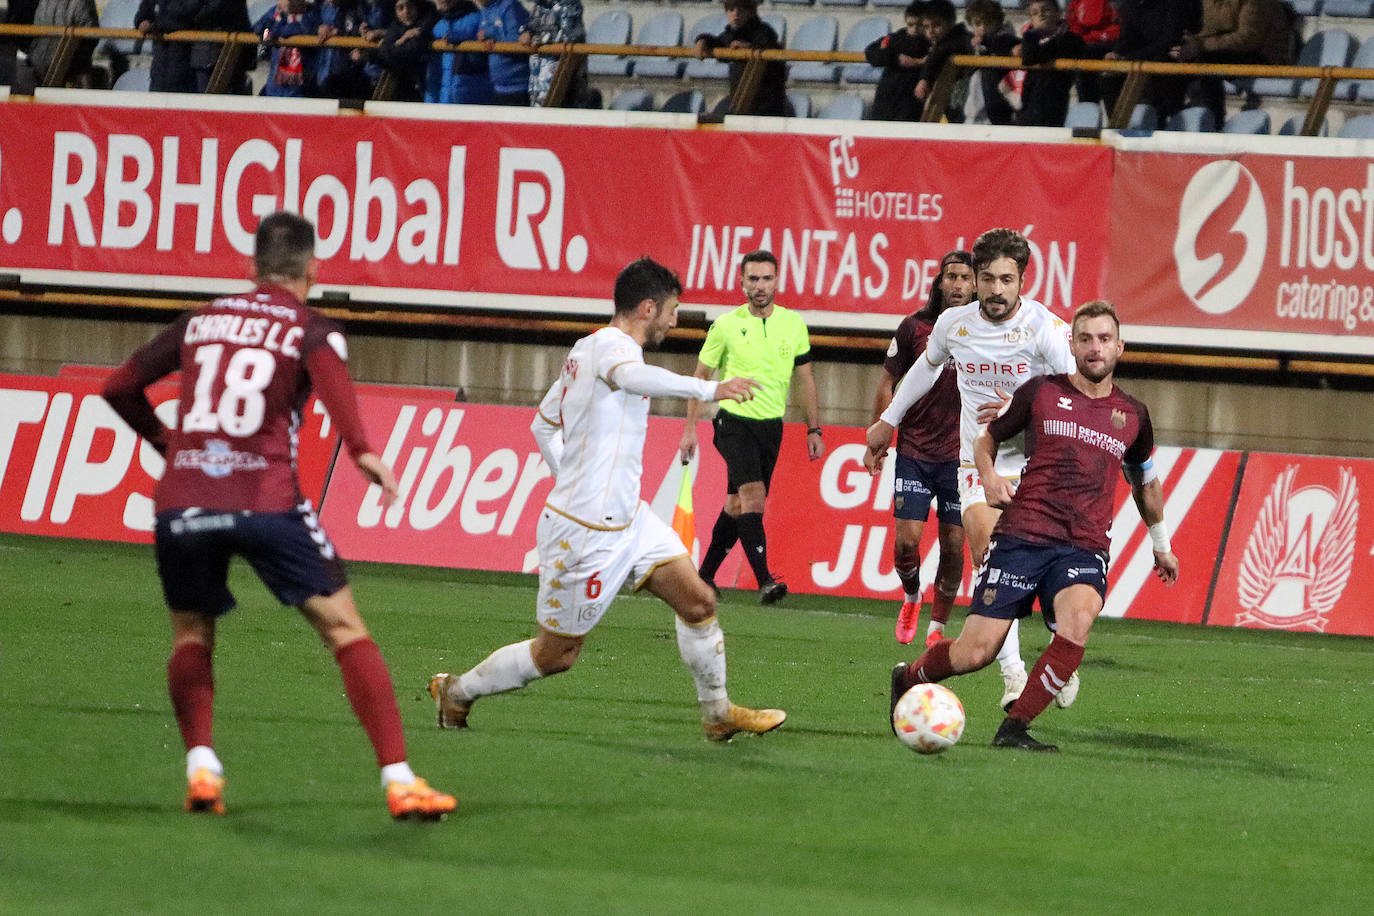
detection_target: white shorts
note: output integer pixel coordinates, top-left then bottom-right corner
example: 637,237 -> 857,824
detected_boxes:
534,502 -> 688,637
957,465 -> 1020,512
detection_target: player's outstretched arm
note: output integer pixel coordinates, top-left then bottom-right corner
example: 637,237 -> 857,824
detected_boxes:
713,376 -> 760,403
879,352 -> 941,428
1131,478 -> 1179,585
356,452 -> 399,509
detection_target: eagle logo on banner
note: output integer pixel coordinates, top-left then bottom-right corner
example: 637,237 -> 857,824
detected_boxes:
1237,465 -> 1359,632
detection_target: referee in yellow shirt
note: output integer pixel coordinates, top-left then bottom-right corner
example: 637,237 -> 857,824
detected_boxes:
679,250 -> 824,604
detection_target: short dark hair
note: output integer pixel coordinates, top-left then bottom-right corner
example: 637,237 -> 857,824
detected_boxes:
926,0 -> 957,25
1072,300 -> 1120,334
254,211 -> 316,283
613,257 -> 682,315
915,249 -> 973,322
964,0 -> 1004,27
1028,0 -> 1061,11
903,0 -> 928,19
971,227 -> 1030,276
739,249 -> 778,273
723,0 -> 757,12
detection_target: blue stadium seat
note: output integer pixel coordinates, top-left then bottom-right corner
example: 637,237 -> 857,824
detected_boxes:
683,13 -> 729,80
1252,29 -> 1355,98
763,13 -> 788,45
609,88 -> 655,111
1221,108 -> 1271,134
247,0 -> 276,27
587,10 -> 634,77
97,0 -> 145,58
1334,36 -> 1374,100
820,0 -> 867,8
1063,101 -> 1102,129
788,90 -> 813,117
789,16 -> 841,83
772,0 -> 815,6
839,17 -> 893,84
1288,0 -> 1322,12
817,93 -> 865,119
1322,0 -> 1374,15
1127,103 -> 1158,131
873,0 -> 913,7
661,89 -> 706,113
1279,113 -> 1330,135
632,12 -> 686,79
1165,106 -> 1218,132
112,66 -> 151,92
1337,113 -> 1374,137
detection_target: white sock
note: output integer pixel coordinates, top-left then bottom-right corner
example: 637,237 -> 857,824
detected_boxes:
380,761 -> 417,788
675,616 -> 729,716
996,618 -> 1026,675
457,639 -> 542,701
904,590 -> 921,603
186,745 -> 222,779
927,621 -> 944,637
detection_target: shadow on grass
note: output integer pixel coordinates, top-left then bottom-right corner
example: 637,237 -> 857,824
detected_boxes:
1067,727 -> 1305,779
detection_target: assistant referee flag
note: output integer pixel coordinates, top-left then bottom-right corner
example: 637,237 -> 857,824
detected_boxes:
672,463 -> 695,552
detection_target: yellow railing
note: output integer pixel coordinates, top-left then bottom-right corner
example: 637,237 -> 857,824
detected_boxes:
5,23 -> 1373,133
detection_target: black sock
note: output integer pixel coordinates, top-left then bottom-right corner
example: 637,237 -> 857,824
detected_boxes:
698,510 -> 739,582
736,512 -> 773,585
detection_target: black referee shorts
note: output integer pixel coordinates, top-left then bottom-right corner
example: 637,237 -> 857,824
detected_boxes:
712,411 -> 784,494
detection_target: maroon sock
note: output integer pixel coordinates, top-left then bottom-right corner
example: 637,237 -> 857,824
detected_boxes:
168,642 -> 214,750
894,547 -> 921,598
334,638 -> 407,767
931,590 -> 955,626
1008,634 -> 1085,724
909,638 -> 956,687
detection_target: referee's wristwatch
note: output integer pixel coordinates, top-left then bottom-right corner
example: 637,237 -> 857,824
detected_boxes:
807,427 -> 823,437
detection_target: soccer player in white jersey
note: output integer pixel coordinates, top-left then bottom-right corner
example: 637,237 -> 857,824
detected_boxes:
864,228 -> 1078,710
429,258 -> 788,741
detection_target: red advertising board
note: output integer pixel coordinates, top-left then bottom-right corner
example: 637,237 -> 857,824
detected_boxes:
1207,452 -> 1374,637
0,103 -> 1112,322
1107,150 -> 1374,353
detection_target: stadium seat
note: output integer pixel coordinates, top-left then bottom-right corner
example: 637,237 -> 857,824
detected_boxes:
839,17 -> 893,84
817,93 -> 865,119
1127,103 -> 1158,130
632,12 -> 686,79
247,0 -> 276,26
1322,0 -> 1374,15
1337,113 -> 1374,137
112,66 -> 152,92
1288,0 -> 1322,12
873,0 -> 914,7
1252,29 -> 1355,98
820,0 -> 867,8
788,90 -> 813,117
789,16 -> 841,83
683,14 -> 729,80
609,88 -> 655,111
1221,108 -> 1271,134
1278,113 -> 1330,135
1165,106 -> 1217,132
771,0 -> 815,7
97,0 -> 144,59
661,89 -> 705,113
587,10 -> 634,77
1334,36 -> 1374,100
1063,100 -> 1102,129
763,13 -> 788,45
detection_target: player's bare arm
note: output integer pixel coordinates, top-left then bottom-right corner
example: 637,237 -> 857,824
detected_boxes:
975,388 -> 1013,426
1132,477 -> 1179,585
355,453 -> 399,508
870,368 -> 898,425
972,430 -> 1015,508
678,361 -> 716,463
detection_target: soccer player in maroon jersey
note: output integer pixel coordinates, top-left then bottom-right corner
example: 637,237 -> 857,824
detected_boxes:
889,301 -> 1180,751
102,212 -> 456,819
869,251 -> 972,645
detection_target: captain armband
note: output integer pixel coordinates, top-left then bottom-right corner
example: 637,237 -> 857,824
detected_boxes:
1122,457 -> 1157,487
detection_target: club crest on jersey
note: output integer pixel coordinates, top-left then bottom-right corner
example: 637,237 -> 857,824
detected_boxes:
1111,409 -> 1128,429
1236,465 -> 1358,633
982,589 -> 997,605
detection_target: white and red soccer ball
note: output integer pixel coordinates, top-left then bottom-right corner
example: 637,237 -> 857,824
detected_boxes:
892,683 -> 965,754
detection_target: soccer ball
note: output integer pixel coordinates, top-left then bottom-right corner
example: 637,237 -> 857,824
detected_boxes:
892,683 -> 965,754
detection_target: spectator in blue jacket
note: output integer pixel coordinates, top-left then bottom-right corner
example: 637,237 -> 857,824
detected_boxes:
476,0 -> 530,106
316,0 -> 382,99
255,0 -> 323,97
428,0 -> 491,103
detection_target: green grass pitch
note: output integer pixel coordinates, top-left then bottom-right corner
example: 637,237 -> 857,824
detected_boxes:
2,531 -> 1371,914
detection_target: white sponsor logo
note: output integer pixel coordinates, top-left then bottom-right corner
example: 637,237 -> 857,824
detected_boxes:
1057,396 -> 1073,411
173,438 -> 268,478
1237,465 -> 1358,632
1174,161 -> 1267,315
494,148 -> 587,272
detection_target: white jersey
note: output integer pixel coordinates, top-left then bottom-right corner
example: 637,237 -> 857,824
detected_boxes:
883,297 -> 1073,475
535,326 -> 716,530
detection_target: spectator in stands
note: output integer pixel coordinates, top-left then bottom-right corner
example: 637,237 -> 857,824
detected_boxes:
138,0 -> 253,93
867,2 -> 931,122
29,0 -> 99,88
476,0 -> 531,106
1104,0 -> 1201,120
373,0 -> 437,100
428,0 -> 490,103
962,0 -> 1019,125
255,0 -> 323,97
1016,0 -> 1086,126
316,0 -> 384,100
521,0 -> 586,107
695,0 -> 790,117
1065,0 -> 1120,103
1172,0 -> 1289,130
916,0 -> 1007,123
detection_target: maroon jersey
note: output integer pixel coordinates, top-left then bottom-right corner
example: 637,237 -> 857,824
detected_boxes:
987,374 -> 1153,552
882,313 -> 959,462
103,285 -> 374,513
